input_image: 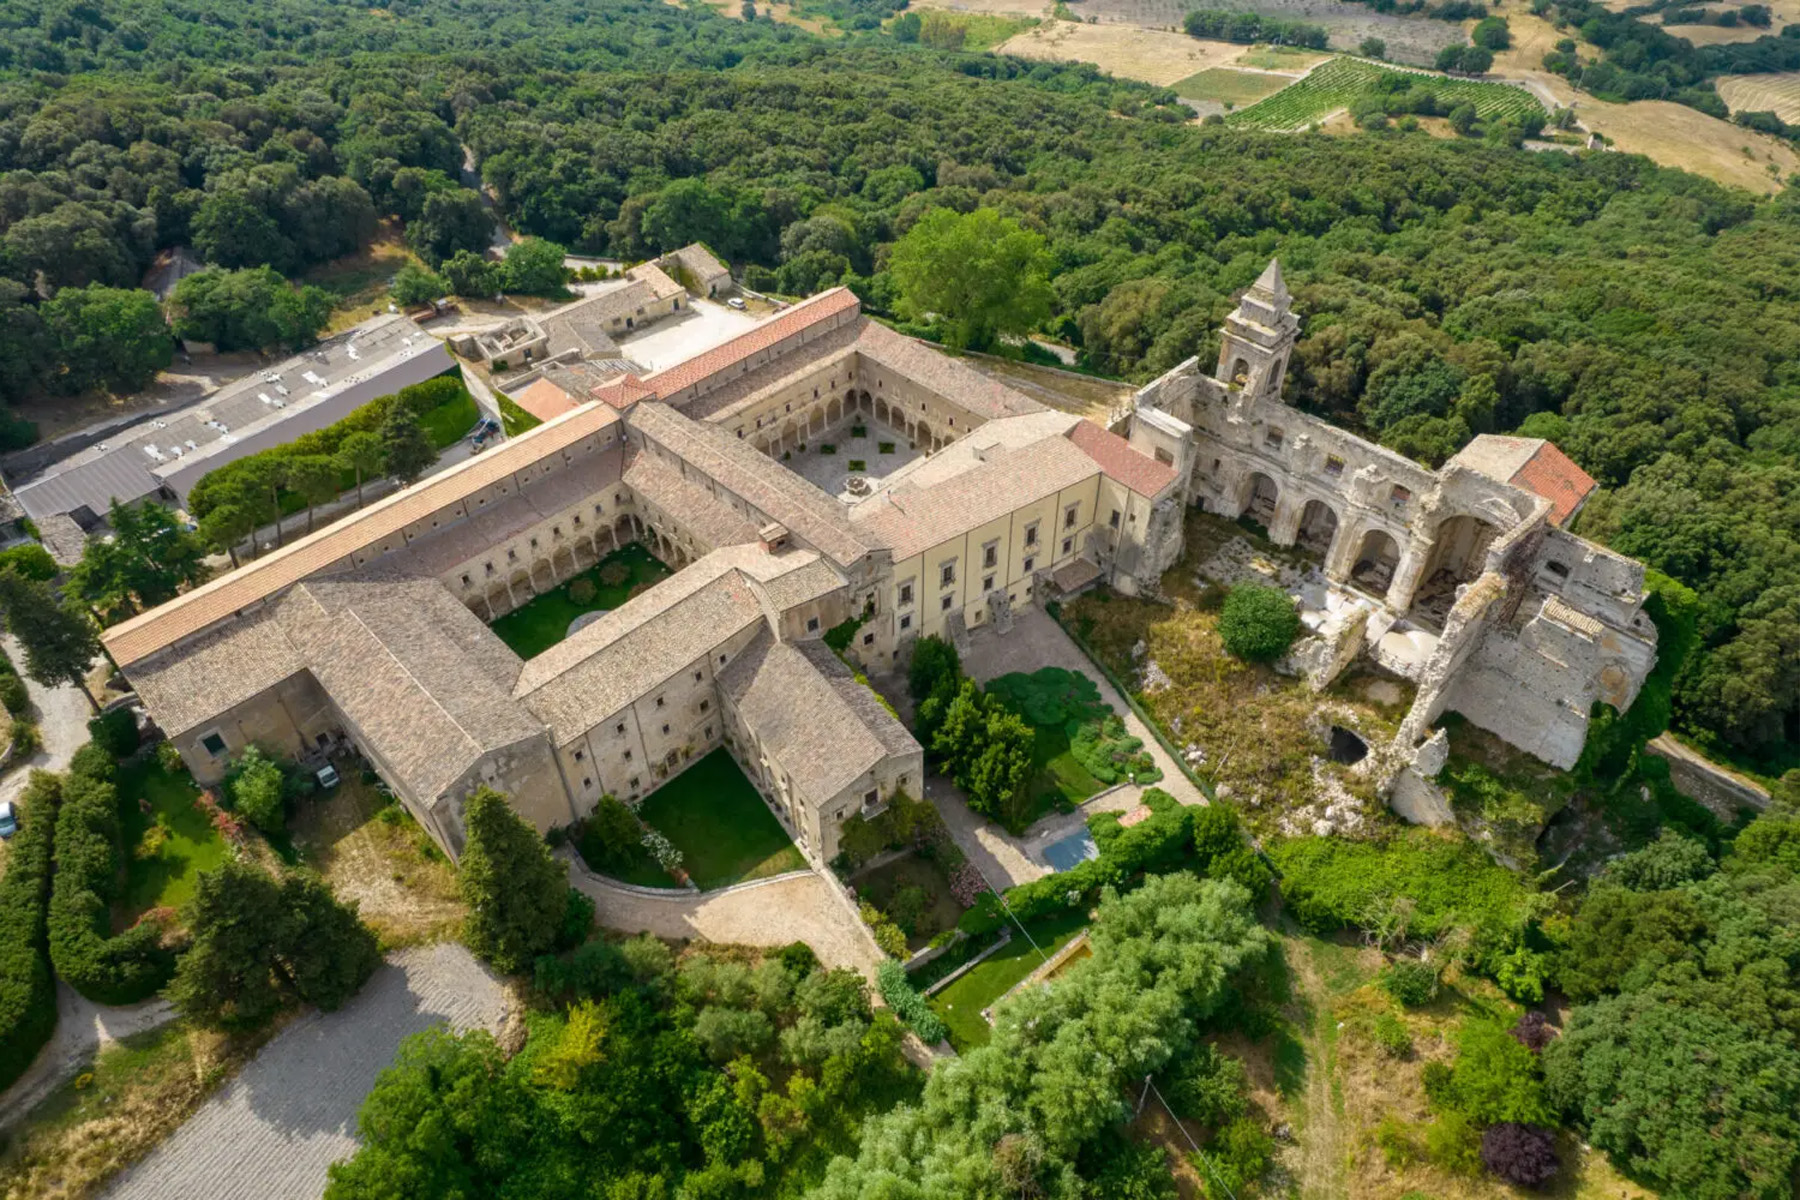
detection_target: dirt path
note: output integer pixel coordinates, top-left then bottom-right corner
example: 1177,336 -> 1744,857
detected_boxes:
105,944 -> 508,1200
0,636 -> 98,809
0,986 -> 176,1133
1284,936 -> 1347,1200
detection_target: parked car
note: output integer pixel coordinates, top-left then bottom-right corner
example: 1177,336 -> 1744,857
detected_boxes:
727,296 -> 747,310
0,800 -> 17,839
315,764 -> 340,790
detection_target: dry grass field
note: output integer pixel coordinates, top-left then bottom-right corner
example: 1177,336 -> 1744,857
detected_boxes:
1719,70 -> 1800,120
911,0 -> 1049,16
996,21 -> 1247,84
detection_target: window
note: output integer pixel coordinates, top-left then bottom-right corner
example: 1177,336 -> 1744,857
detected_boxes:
1325,455 -> 1346,477
982,543 -> 998,569
1061,538 -> 1072,556
864,788 -> 879,806
1025,522 -> 1039,547
1265,428 -> 1285,450
583,777 -> 592,789
700,699 -> 710,713
615,722 -> 626,735
629,776 -> 640,790
594,503 -> 604,515
200,732 -> 227,757
704,725 -> 713,738
863,632 -> 875,647
574,749 -> 585,762
485,563 -> 495,576
899,614 -> 912,631
460,574 -> 470,587
1154,447 -> 1174,466
552,526 -> 561,538
807,616 -> 820,632
719,653 -> 728,664
1023,556 -> 1035,572
693,670 -> 703,683
661,723 -> 670,735
573,515 -> 583,528
655,696 -> 665,708
898,581 -> 914,606
941,595 -> 954,612
1064,505 -> 1079,529
982,574 -> 994,593
624,749 -> 633,761
1390,484 -> 1412,504
940,562 -> 955,587
507,548 -> 517,562
1109,509 -> 1121,530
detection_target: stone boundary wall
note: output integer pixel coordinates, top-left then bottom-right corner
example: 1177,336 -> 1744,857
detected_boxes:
1646,734 -> 1771,820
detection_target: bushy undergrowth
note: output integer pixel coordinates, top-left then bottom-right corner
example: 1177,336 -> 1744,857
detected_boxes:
0,772 -> 61,1089
877,960 -> 948,1044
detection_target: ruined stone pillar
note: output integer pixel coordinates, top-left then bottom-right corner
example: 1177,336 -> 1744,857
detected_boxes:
1385,541 -> 1429,612
1324,529 -> 1359,583
1268,494 -> 1304,547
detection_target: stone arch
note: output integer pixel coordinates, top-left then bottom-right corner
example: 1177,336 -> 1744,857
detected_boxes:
1422,514 -> 1499,590
1230,357 -> 1250,387
874,397 -> 891,425
1351,528 -> 1401,592
1296,499 -> 1339,558
858,389 -> 872,410
1239,471 -> 1279,529
828,395 -> 843,424
550,544 -> 577,582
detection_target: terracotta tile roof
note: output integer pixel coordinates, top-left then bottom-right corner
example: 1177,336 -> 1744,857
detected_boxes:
678,323 -> 862,422
592,373 -> 657,411
852,322 -> 1043,422
514,377 -> 582,423
628,403 -> 870,568
126,610 -> 306,738
852,435 -> 1101,561
1513,441 -> 1597,527
1065,419 -> 1180,498
643,288 -> 861,400
103,403 -> 622,667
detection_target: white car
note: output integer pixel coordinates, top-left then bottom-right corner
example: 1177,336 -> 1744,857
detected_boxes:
727,297 -> 747,310
0,800 -> 16,839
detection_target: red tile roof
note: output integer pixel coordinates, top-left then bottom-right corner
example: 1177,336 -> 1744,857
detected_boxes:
1065,419 -> 1180,498
642,288 -> 860,398
591,374 -> 656,411
514,377 -> 581,423
1513,441 -> 1597,527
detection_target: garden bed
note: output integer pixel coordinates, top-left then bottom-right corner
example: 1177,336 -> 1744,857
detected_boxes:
926,909 -> 1089,1050
488,543 -> 671,659
112,762 -> 230,929
636,749 -> 806,890
851,851 -> 966,952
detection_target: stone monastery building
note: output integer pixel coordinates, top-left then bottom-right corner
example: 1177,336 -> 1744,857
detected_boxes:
106,264 -> 1657,859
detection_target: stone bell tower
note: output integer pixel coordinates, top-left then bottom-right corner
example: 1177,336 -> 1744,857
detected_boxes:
1214,259 -> 1299,405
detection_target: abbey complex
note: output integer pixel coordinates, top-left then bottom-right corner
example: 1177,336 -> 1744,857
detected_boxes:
104,264 -> 1659,861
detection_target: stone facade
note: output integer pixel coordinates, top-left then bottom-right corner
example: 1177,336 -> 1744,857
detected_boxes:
1126,261 -> 1659,774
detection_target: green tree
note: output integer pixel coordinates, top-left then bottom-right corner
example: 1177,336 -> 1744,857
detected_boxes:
963,704 -> 1033,824
41,285 -> 171,395
390,262 -> 449,307
171,267 -> 331,352
68,500 -> 210,621
228,746 -> 287,833
408,188 -> 493,266
378,407 -> 436,485
279,871 -> 382,1011
458,788 -> 573,974
0,571 -> 100,710
887,207 -> 1054,350
335,431 -> 386,509
1218,584 -> 1301,662
167,859 -> 293,1028
440,250 -> 500,298
287,453 -> 342,533
237,454 -> 293,549
500,237 -> 569,295
192,190 -> 294,272
199,502 -> 255,568
908,634 -> 962,704
1471,16 -> 1511,50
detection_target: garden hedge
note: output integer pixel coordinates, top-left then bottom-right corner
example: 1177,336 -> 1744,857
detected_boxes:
0,772 -> 62,1089
47,745 -> 176,1004
876,960 -> 948,1044
1003,788 -> 1195,921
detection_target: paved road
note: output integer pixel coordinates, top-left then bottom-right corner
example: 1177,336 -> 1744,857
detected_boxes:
106,944 -> 508,1200
565,856 -> 885,978
0,634 -> 96,808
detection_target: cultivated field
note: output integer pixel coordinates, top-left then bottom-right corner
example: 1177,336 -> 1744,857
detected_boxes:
1228,56 -> 1545,130
996,20 -> 1244,82
1062,0 -> 1466,64
1175,66 -> 1298,108
1719,71 -> 1800,120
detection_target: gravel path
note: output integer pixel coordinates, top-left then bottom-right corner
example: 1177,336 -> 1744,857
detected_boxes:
0,635 -> 96,808
0,985 -> 175,1132
566,857 -> 885,978
105,944 -> 508,1200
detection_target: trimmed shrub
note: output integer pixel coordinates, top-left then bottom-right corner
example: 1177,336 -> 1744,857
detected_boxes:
47,748 -> 176,1004
0,772 -> 62,1089
598,560 -> 631,587
877,960 -> 948,1043
1481,1122 -> 1560,1187
0,672 -> 28,717
1218,583 -> 1301,662
568,577 -> 597,605
87,708 -> 139,759
577,796 -> 644,873
0,543 -> 57,582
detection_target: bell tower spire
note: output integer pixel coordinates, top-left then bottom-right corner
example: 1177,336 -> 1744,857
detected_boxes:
1214,258 -> 1299,403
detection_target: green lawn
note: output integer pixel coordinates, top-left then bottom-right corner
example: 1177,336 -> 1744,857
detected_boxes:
114,762 -> 229,924
1172,67 -> 1292,109
488,543 -> 671,659
928,910 -> 1089,1050
638,748 -> 806,891
1020,723 -> 1105,827
419,390 -> 479,449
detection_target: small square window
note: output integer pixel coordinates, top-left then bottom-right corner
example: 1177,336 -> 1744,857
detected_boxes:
719,653 -> 727,664
507,548 -> 517,561
201,732 -> 227,757
982,574 -> 994,592
863,632 -> 875,646
1023,556 -> 1035,572
529,537 -> 538,549
656,697 -> 665,708
864,788 -> 879,806
1265,428 -> 1285,450
899,614 -> 912,631
704,725 -> 713,738
1061,538 -> 1072,555
807,616 -> 820,632
899,582 -> 914,606
616,722 -> 626,735
460,574 -> 471,587
574,749 -> 585,762
1025,523 -> 1039,547
941,595 -> 954,612
583,777 -> 592,789
1325,455 -> 1346,477
661,723 -> 670,735
1391,484 -> 1412,504
624,749 -> 633,761
629,776 -> 640,789
700,699 -> 710,713
1064,506 -> 1078,529
1109,510 -> 1121,530
982,544 -> 997,569
940,563 -> 955,587
694,670 -> 702,682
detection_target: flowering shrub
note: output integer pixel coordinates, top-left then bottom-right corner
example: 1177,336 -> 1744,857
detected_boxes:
948,862 -> 988,908
196,790 -> 246,843
640,828 -> 683,872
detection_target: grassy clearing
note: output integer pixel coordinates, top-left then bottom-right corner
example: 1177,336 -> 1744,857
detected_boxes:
994,21 -> 1243,86
305,231 -> 419,332
0,1020 -> 272,1200
113,763 -> 228,926
288,773 -> 464,949
927,909 -> 1089,1050
417,389 -> 479,448
1173,66 -> 1294,109
1719,71 -> 1800,123
1235,43 -> 1331,70
1021,721 -> 1106,822
1229,56 -> 1543,131
488,543 -> 671,660
638,748 -> 806,891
